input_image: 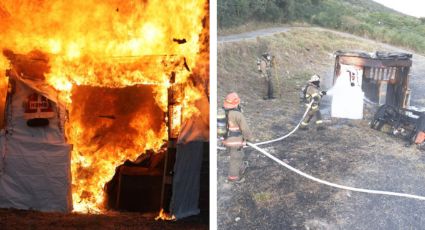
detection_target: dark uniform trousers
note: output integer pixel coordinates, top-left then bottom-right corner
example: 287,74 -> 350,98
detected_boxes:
228,146 -> 244,178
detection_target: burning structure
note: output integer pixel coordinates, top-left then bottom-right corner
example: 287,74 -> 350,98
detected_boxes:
332,51 -> 425,146
0,0 -> 209,219
331,51 -> 412,119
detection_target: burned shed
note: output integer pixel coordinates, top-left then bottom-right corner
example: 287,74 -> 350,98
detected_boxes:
333,51 -> 412,109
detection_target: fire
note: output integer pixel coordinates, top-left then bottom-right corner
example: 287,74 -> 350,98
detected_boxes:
155,209 -> 176,221
0,0 -> 209,213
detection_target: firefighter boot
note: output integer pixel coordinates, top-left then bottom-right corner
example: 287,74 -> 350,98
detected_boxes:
227,161 -> 248,183
300,121 -> 309,130
227,176 -> 245,183
316,120 -> 325,131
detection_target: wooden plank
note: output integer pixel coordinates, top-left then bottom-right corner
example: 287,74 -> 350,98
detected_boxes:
0,77 -> 8,129
339,56 -> 412,68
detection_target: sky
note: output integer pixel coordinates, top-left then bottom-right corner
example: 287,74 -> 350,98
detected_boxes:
372,0 -> 425,18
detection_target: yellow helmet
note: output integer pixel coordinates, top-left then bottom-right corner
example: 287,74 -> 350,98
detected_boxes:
309,74 -> 320,82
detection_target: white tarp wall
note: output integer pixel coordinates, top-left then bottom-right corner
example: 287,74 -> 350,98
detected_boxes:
170,93 -> 209,219
0,77 -> 72,212
330,64 -> 364,119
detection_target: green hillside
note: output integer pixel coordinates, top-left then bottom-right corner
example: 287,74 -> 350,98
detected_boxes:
218,0 -> 425,54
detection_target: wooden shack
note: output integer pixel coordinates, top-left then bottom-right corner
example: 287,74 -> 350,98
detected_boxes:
333,51 -> 412,109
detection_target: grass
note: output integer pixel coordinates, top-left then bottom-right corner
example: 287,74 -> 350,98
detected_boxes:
218,28 -> 392,104
218,21 -> 310,36
218,28 -> 397,141
253,192 -> 272,205
218,0 -> 425,55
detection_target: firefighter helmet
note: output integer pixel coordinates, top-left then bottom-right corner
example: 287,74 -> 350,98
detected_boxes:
262,52 -> 271,61
309,74 -> 320,83
223,92 -> 240,109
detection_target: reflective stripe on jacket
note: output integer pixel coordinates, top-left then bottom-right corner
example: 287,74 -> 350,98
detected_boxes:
228,125 -> 240,132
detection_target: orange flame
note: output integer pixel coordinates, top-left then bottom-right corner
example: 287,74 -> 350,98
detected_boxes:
0,0 -> 209,213
155,209 -> 176,221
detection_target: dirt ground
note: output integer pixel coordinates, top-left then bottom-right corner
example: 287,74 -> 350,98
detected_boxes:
218,27 -> 425,229
0,209 -> 209,230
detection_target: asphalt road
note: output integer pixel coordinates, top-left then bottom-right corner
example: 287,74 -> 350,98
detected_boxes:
218,27 -> 291,44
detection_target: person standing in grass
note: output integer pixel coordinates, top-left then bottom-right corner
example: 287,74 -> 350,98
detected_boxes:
257,52 -> 276,100
222,92 -> 253,182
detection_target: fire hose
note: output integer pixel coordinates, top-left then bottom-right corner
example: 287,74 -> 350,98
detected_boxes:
248,142 -> 425,201
255,100 -> 314,146
217,100 -> 314,151
219,101 -> 425,201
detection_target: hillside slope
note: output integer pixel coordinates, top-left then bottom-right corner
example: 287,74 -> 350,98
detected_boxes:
218,0 -> 425,55
217,27 -> 425,229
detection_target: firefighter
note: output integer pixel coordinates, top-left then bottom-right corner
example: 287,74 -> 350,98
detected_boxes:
222,92 -> 253,182
300,74 -> 327,130
257,52 -> 275,100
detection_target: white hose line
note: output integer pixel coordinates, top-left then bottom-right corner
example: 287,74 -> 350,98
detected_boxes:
218,146 -> 226,150
255,100 -> 313,146
217,101 -> 314,151
248,142 -> 425,201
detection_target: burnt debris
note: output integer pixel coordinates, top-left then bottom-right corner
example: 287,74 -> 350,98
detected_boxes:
173,38 -> 187,44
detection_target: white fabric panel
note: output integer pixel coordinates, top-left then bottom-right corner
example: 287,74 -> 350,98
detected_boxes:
177,94 -> 209,144
0,78 -> 72,212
